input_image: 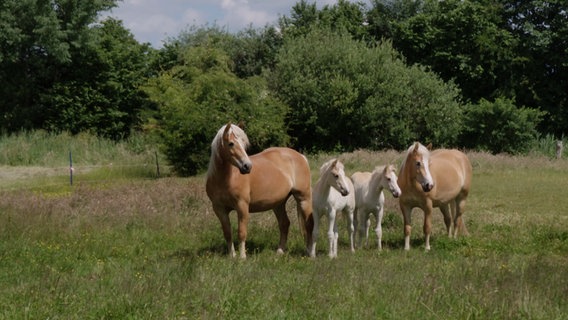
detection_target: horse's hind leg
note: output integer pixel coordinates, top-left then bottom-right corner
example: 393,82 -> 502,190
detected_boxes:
440,204 -> 453,237
454,197 -> 469,237
293,191 -> 314,256
273,202 -> 290,254
212,205 -> 235,258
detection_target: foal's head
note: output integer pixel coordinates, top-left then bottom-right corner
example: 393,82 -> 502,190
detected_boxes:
322,159 -> 350,196
380,164 -> 401,198
405,142 -> 434,192
215,122 -> 252,174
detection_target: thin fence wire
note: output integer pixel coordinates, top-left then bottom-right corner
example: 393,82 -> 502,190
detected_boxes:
0,161 -> 174,192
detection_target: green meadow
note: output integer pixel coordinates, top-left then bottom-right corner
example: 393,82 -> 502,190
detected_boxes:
0,133 -> 567,319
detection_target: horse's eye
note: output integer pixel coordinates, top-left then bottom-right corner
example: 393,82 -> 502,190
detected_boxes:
333,174 -> 339,178
416,162 -> 421,168
228,142 -> 235,147
387,177 -> 391,182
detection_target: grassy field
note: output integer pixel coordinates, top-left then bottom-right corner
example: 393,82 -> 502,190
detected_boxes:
1,142 -> 568,319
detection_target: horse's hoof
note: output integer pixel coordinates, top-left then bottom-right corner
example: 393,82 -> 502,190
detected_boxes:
276,248 -> 285,255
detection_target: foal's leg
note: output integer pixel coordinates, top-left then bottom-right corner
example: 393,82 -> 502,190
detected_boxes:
212,205 -> 235,258
344,208 -> 355,253
327,209 -> 337,258
374,206 -> 384,250
328,210 -> 338,258
273,202 -> 290,254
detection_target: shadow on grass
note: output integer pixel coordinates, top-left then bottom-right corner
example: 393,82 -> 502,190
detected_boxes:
185,239 -> 311,258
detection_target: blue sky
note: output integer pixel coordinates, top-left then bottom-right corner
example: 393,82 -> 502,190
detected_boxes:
102,0 -> 347,48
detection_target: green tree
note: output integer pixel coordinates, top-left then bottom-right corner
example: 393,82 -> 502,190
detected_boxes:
144,46 -> 289,176
500,0 -> 568,136
271,27 -> 464,151
43,18 -> 154,139
374,0 -> 518,102
279,0 -> 368,41
0,0 -> 118,132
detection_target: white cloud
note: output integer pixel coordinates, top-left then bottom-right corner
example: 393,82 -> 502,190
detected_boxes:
102,0 -> 366,48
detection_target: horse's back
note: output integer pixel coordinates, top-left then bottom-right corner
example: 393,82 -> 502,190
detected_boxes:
250,147 -> 311,191
351,171 -> 372,188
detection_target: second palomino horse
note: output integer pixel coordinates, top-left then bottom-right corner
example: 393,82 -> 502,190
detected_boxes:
351,164 -> 401,250
398,142 -> 472,250
205,123 -> 314,259
310,159 -> 355,258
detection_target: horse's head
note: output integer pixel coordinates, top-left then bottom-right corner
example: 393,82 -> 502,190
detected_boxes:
382,164 -> 402,198
407,142 -> 434,192
220,122 -> 252,174
324,159 -> 350,196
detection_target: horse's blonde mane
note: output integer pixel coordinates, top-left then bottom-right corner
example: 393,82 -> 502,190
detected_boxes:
400,142 -> 429,173
207,124 -> 250,178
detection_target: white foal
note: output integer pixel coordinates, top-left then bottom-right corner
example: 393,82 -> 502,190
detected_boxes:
351,164 -> 401,250
310,159 -> 355,258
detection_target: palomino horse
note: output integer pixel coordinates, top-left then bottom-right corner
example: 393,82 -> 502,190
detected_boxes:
311,159 -> 355,258
351,164 -> 401,250
398,142 -> 472,250
205,123 -> 314,259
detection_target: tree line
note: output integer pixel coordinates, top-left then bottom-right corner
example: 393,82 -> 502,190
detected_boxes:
0,0 -> 565,175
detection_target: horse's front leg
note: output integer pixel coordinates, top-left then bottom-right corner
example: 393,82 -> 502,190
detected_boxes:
273,202 -> 290,255
235,202 -> 250,259
423,204 -> 433,251
401,204 -> 412,251
212,204 -> 235,258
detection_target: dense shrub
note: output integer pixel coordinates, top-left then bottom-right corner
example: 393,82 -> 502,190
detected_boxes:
271,28 -> 464,151
460,97 -> 544,154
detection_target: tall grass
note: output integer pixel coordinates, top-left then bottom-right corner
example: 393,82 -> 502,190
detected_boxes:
0,130 -> 164,167
0,131 -> 170,191
0,141 -> 567,319
528,133 -> 566,159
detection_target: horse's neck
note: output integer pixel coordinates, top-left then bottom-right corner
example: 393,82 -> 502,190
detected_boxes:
314,174 -> 332,198
369,173 -> 384,195
208,156 -> 235,185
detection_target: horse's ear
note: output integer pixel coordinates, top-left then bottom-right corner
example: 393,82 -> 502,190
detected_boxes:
331,159 -> 338,167
223,122 -> 232,137
426,143 -> 432,150
237,121 -> 246,129
412,142 -> 420,152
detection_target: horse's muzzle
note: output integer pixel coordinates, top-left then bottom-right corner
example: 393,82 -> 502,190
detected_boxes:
421,183 -> 433,193
239,162 -> 252,174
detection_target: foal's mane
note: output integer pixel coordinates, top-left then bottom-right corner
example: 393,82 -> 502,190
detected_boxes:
319,158 -> 339,175
207,124 -> 250,178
